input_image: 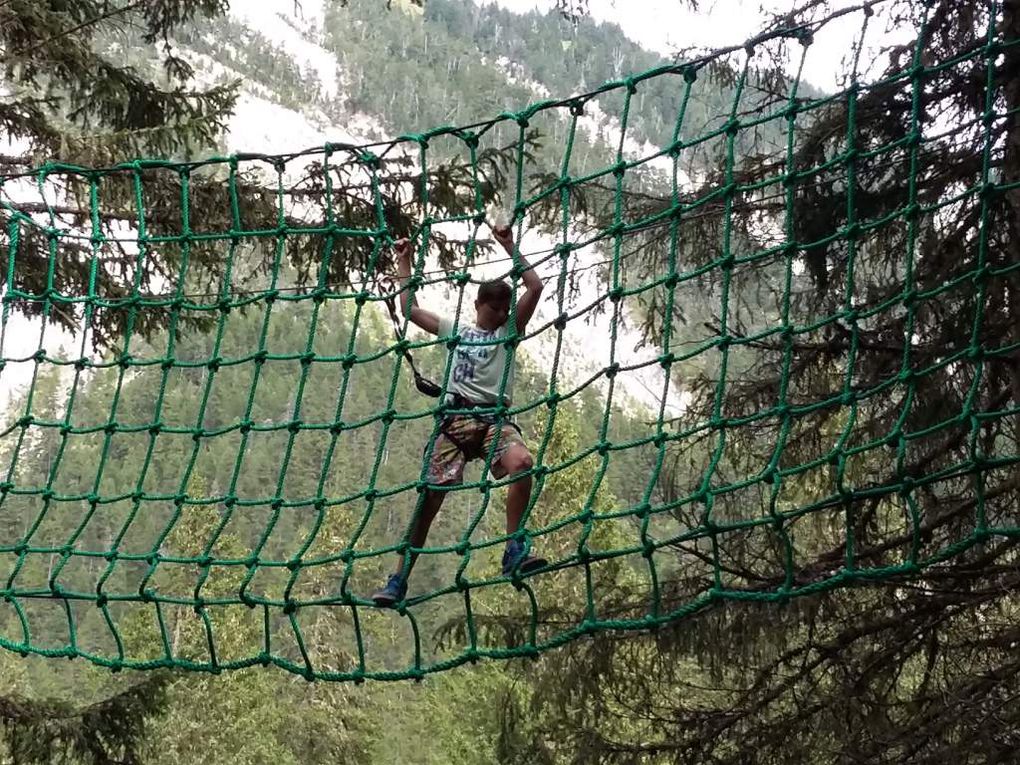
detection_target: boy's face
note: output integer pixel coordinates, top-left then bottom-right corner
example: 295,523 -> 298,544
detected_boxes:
475,295 -> 511,330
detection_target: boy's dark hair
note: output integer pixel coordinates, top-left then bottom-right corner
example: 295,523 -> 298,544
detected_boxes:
477,280 -> 511,306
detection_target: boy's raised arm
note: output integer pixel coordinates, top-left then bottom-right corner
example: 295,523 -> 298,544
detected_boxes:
393,238 -> 441,336
493,226 -> 544,334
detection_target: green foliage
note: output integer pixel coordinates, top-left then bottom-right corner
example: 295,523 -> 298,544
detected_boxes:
1,0 -> 1018,761
0,674 -> 169,765
0,0 -> 236,163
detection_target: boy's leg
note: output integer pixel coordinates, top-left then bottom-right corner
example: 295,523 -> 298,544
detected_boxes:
498,443 -> 534,534
373,488 -> 449,607
489,426 -> 546,575
405,417 -> 475,564
394,488 -> 446,577
372,418 -> 475,606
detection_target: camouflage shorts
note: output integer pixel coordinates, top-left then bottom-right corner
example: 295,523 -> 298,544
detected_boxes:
425,415 -> 527,486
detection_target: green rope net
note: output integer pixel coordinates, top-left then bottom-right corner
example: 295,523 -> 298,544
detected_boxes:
0,1 -> 1018,682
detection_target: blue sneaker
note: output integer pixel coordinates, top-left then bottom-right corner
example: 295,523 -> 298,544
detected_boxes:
371,573 -> 407,607
502,539 -> 547,577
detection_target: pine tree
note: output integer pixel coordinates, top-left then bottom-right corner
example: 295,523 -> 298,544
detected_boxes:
0,675 -> 170,765
0,1 -> 247,177
506,1 -> 1020,761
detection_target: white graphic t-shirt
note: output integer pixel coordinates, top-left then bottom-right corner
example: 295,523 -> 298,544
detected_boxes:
437,316 -> 515,405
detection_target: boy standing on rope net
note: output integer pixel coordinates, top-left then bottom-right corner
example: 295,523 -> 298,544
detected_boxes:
372,225 -> 547,607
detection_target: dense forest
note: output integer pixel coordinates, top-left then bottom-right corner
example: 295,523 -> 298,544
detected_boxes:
1,0 -> 1018,763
